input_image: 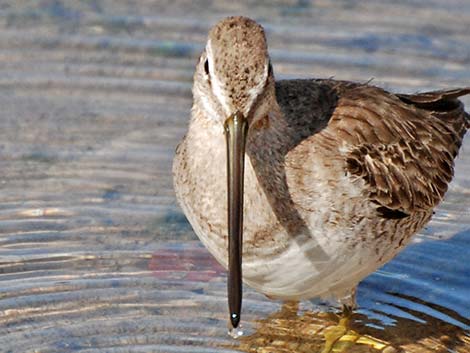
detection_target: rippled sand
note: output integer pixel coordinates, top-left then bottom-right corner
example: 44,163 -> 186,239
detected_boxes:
0,1 -> 469,352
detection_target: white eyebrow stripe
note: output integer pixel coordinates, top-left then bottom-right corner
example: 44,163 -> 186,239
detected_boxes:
206,39 -> 231,116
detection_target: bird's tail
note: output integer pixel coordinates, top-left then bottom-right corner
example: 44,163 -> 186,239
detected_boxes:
397,87 -> 470,135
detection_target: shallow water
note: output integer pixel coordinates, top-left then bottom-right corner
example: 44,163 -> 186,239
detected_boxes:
0,1 -> 469,352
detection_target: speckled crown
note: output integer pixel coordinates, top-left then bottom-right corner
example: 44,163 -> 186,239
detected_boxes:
206,17 -> 269,110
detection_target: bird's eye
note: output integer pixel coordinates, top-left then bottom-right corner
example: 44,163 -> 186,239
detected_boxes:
204,59 -> 210,75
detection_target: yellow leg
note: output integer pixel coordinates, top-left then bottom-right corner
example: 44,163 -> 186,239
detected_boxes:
321,288 -> 395,353
320,307 -> 351,353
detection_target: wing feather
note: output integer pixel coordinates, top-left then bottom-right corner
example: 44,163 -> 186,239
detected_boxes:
327,83 -> 469,215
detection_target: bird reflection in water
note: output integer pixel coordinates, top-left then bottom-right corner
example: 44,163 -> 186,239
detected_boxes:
231,297 -> 470,353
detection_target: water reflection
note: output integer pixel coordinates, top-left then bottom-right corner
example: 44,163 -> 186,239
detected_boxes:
147,239 -> 470,353
0,0 -> 469,352
236,299 -> 470,353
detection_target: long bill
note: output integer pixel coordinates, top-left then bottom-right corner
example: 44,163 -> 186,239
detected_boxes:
224,111 -> 248,329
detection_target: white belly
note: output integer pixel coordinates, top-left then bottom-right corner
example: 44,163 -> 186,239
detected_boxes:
173,127 -> 426,302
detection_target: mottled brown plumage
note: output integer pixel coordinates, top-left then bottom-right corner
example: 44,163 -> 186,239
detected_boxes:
330,82 -> 470,214
172,16 -> 470,328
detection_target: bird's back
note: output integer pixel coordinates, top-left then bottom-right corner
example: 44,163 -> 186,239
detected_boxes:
274,79 -> 469,218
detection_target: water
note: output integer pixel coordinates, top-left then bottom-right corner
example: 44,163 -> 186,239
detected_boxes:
0,1 -> 469,352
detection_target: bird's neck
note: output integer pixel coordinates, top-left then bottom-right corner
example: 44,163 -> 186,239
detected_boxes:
184,101 -> 286,237
187,98 -> 290,193
188,98 -> 290,161
190,99 -> 298,226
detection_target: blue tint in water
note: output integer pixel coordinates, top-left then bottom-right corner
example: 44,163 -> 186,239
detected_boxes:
360,229 -> 470,329
0,0 -> 469,352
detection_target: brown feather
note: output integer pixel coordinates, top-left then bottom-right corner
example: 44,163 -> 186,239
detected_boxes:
325,82 -> 470,215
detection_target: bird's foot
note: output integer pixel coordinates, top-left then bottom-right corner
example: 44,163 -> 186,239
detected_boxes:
321,320 -> 394,353
321,288 -> 396,353
321,314 -> 350,353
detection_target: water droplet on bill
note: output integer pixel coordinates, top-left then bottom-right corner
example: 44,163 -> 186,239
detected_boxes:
228,325 -> 244,338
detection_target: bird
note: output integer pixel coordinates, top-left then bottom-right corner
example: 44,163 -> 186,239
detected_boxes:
172,16 -> 470,330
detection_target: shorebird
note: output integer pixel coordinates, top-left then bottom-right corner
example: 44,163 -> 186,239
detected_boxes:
173,16 -> 470,330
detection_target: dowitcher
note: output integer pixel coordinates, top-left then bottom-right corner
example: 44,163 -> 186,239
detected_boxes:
173,16 -> 470,329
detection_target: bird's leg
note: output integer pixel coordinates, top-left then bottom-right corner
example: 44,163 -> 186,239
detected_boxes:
322,286 -> 394,352
263,298 -> 300,320
280,300 -> 300,318
339,286 -> 357,317
320,287 -> 357,352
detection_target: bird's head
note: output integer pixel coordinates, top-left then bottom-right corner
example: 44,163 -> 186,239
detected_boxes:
194,16 -> 275,126
193,16 -> 275,330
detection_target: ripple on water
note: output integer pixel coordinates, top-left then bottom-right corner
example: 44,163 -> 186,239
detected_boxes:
1,0 -> 470,352
1,240 -> 470,352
